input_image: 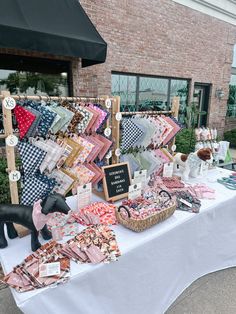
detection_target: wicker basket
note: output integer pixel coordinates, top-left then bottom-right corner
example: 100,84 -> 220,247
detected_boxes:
116,190 -> 176,232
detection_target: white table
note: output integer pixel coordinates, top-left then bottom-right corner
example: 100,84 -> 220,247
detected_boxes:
1,168 -> 236,314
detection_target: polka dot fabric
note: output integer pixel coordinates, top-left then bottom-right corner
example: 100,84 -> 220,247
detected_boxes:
14,105 -> 36,139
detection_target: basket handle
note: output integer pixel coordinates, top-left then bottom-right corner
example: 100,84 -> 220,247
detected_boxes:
117,205 -> 131,218
159,189 -> 172,204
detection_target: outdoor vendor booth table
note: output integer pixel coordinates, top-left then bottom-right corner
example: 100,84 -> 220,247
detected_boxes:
1,168 -> 236,314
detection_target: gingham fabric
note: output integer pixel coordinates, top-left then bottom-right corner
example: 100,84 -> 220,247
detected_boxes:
21,176 -> 49,205
14,105 -> 36,139
18,142 -> 47,176
120,118 -> 144,151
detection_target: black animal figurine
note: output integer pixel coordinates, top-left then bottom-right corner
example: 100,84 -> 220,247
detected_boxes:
0,193 -> 71,252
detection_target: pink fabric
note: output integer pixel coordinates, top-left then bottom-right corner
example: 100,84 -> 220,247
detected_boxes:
32,200 -> 51,231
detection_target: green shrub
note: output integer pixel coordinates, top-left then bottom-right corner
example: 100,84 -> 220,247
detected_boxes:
0,157 -> 21,204
224,129 -> 236,147
175,128 -> 196,154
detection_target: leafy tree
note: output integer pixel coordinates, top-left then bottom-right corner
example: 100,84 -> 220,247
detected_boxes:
0,71 -> 66,96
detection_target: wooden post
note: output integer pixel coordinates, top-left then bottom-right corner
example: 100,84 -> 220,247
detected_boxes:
171,96 -> 180,119
2,91 -> 29,237
2,91 -> 19,204
111,96 -> 120,164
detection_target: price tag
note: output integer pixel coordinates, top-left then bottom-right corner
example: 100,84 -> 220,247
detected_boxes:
115,148 -> 121,157
104,127 -> 111,137
77,183 -> 92,209
128,183 -> 142,200
6,134 -> 18,147
163,162 -> 174,177
39,262 -> 61,278
9,170 -> 21,182
115,112 -> 122,121
105,151 -> 112,159
3,97 -> 16,110
179,198 -> 192,208
105,98 -> 112,109
133,169 -> 147,183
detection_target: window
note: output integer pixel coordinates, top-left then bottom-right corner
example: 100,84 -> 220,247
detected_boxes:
111,72 -> 189,123
227,45 -> 236,117
112,74 -> 137,111
0,54 -> 71,96
0,54 -> 71,136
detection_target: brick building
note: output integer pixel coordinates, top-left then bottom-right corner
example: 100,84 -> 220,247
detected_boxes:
0,0 -> 236,135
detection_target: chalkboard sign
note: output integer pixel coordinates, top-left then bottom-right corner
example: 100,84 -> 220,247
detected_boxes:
102,162 -> 131,201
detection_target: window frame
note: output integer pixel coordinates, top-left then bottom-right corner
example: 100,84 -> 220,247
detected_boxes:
0,54 -> 73,96
111,71 -> 190,111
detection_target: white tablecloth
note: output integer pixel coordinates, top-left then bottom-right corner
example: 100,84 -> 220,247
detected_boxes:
1,168 -> 236,314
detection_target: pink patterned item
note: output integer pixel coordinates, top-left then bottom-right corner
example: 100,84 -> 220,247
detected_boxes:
163,116 -> 181,145
32,200 -> 52,231
95,134 -> 113,160
72,135 -> 94,165
84,106 -> 100,132
73,202 -> 117,226
89,104 -> 107,132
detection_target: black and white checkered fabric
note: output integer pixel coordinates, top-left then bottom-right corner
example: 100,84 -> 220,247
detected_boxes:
121,119 -> 144,151
18,142 -> 47,177
21,176 -> 49,205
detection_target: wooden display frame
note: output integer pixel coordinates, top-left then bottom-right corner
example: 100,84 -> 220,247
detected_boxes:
102,162 -> 132,202
111,96 -> 180,163
0,91 -> 118,236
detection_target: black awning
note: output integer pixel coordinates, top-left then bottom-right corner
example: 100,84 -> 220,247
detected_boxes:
0,0 -> 107,67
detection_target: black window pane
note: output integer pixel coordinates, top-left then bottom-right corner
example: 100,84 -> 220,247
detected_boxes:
112,74 -> 136,111
138,77 -> 168,111
170,79 -> 188,124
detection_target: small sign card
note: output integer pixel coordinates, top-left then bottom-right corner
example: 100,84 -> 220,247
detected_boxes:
163,162 -> 174,177
39,262 -> 61,278
133,170 -> 147,185
77,183 -> 92,209
102,162 -> 131,201
128,183 -> 142,200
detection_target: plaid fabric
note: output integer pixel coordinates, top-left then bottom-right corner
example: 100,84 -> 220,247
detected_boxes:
18,142 -> 47,177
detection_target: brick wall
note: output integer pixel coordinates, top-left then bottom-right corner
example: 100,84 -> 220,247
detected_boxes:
78,0 -> 236,135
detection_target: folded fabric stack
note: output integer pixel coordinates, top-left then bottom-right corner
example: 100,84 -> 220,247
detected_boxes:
2,241 -> 70,292
59,225 -> 121,264
72,202 -> 117,226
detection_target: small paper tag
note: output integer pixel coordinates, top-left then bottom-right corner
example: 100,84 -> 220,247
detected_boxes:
6,134 -> 18,147
128,182 -> 142,200
115,112 -> 122,121
3,97 -> 16,110
9,170 -> 21,182
134,170 -> 147,183
104,127 -> 111,137
77,183 -> 92,209
39,262 -> 61,277
105,98 -> 112,109
179,198 -> 192,208
163,162 -> 174,177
